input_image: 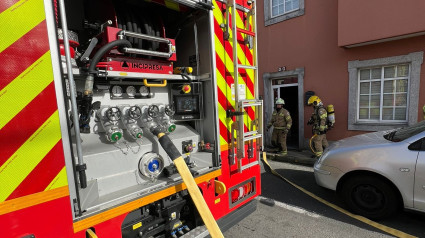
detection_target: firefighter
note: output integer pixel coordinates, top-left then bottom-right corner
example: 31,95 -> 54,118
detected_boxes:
267,98 -> 292,156
307,95 -> 329,158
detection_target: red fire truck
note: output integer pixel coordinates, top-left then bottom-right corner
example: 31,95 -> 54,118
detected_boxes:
0,0 -> 262,237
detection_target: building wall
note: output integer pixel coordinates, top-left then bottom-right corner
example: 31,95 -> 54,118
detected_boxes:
257,0 -> 425,141
338,0 -> 425,47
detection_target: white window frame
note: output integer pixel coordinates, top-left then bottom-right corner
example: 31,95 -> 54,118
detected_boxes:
264,0 -> 304,26
270,0 -> 300,18
356,65 -> 410,123
348,52 -> 423,131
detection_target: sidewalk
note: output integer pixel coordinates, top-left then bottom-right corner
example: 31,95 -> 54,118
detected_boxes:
265,149 -> 317,166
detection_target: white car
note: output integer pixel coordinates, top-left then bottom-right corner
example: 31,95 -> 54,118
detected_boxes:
314,121 -> 425,219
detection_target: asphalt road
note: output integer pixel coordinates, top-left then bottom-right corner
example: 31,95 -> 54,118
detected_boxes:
224,159 -> 425,238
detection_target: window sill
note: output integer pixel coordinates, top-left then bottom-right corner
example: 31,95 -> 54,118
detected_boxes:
265,8 -> 304,26
349,122 -> 408,131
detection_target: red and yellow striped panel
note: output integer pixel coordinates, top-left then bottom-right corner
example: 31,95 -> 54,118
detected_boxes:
0,0 -> 68,206
213,0 -> 256,148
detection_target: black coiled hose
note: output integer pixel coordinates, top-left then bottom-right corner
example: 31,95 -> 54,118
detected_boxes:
88,39 -> 131,74
84,39 -> 131,95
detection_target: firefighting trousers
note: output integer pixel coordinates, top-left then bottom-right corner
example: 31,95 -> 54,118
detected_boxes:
313,134 -> 329,156
271,129 -> 288,153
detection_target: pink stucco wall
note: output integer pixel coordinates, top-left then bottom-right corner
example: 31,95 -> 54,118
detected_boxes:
338,0 -> 425,47
257,0 -> 425,141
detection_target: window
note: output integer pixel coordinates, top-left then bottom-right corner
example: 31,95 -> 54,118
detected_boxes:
271,0 -> 299,18
348,52 -> 423,131
358,64 -> 409,122
264,0 -> 304,26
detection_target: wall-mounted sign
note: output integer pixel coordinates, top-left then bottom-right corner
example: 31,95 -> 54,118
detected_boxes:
278,66 -> 286,72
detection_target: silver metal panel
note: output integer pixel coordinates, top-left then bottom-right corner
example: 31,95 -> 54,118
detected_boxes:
209,9 -> 221,167
78,134 -> 155,177
78,180 -> 99,211
77,124 -> 213,211
43,0 -> 78,219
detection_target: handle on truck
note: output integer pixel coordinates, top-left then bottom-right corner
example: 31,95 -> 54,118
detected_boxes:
143,79 -> 167,87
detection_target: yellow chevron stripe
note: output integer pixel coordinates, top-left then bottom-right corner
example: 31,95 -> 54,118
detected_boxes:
215,33 -> 254,138
45,167 -> 68,191
218,99 -> 230,146
0,52 -> 53,130
214,0 -> 258,147
212,0 -> 255,93
0,0 -> 46,54
234,9 -> 255,90
213,26 -> 254,102
214,35 -> 253,100
0,111 -> 62,201
164,0 -> 180,11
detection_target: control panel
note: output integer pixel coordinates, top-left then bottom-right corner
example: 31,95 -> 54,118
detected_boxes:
169,82 -> 203,121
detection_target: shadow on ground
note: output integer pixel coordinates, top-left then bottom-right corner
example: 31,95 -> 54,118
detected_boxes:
260,165 -> 425,238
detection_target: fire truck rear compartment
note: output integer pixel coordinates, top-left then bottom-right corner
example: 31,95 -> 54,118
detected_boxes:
61,0 -> 218,218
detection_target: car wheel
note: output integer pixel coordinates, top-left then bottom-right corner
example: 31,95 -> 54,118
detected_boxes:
340,175 -> 399,220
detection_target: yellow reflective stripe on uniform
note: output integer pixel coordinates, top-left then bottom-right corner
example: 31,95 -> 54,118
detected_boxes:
45,166 -> 68,191
0,0 -> 46,54
320,113 -> 327,119
0,52 -> 53,130
285,116 -> 291,120
319,125 -> 327,131
0,111 -> 61,201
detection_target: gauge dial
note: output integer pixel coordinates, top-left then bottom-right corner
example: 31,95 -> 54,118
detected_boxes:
111,85 -> 123,97
139,86 -> 150,97
126,86 -> 137,97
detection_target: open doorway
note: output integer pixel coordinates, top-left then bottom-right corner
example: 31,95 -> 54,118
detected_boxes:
272,77 -> 299,149
279,86 -> 298,149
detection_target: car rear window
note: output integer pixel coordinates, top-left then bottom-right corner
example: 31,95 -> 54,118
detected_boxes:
384,120 -> 425,142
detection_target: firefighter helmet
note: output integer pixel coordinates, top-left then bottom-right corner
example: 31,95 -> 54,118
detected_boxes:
275,98 -> 285,105
307,95 -> 321,106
